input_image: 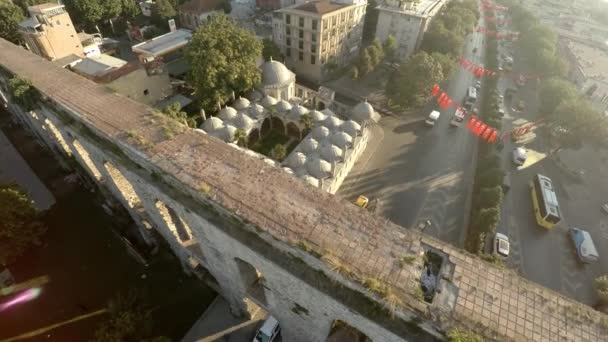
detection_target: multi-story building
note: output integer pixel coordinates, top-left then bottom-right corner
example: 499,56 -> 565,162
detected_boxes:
563,40 -> 608,114
18,3 -> 84,61
272,0 -> 367,84
256,0 -> 292,11
178,0 -> 223,31
374,0 -> 445,59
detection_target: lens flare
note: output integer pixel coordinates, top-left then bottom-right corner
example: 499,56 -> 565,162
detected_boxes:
0,288 -> 42,312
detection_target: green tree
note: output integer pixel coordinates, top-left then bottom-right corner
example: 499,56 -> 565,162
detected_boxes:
539,78 -> 578,115
0,0 -> 26,44
234,128 -> 248,147
155,0 -> 176,19
382,34 -> 398,62
121,0 -> 141,19
0,184 -> 46,265
358,48 -> 373,76
430,52 -> 455,79
8,77 -> 40,111
595,275 -> 608,304
478,153 -> 501,170
162,102 -> 196,128
550,98 -> 607,151
447,328 -> 484,342
386,51 -> 444,108
367,46 -> 381,68
63,0 -> 105,29
371,39 -> 384,61
351,66 -> 359,80
478,167 -> 504,188
299,113 -> 313,130
474,206 -> 500,234
262,38 -> 283,61
270,144 -> 287,160
479,186 -> 503,208
186,15 -> 262,112
361,0 -> 379,45
220,0 -> 231,14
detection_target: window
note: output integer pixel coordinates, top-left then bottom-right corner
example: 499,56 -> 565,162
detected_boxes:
299,17 -> 304,27
143,89 -> 149,95
311,44 -> 316,53
299,41 -> 303,49
323,19 -> 328,29
286,27 -> 291,35
286,48 -> 291,57
312,34 -> 317,42
312,19 -> 318,30
299,29 -> 303,39
311,55 -> 316,64
332,16 -> 336,26
286,38 -> 291,46
299,52 -> 303,61
286,14 -> 291,24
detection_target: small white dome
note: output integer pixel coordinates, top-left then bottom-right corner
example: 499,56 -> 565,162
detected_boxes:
218,106 -> 238,120
352,100 -> 378,123
275,100 -> 292,112
260,94 -> 278,107
282,167 -> 294,174
287,151 -> 307,168
306,158 -> 332,179
248,104 -> 266,119
320,144 -> 343,162
291,105 -> 309,117
324,116 -> 344,129
233,97 -> 250,110
332,131 -> 353,148
234,113 -> 255,130
321,108 -> 335,116
342,120 -> 362,136
312,126 -> 330,139
261,59 -> 296,87
300,137 -> 319,153
301,174 -> 320,187
309,110 -> 327,122
222,124 -> 237,142
202,116 -> 224,132
264,158 -> 278,166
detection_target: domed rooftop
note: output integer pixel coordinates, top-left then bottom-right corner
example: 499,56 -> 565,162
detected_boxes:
287,152 -> 307,169
320,144 -> 343,162
221,124 -> 237,142
202,116 -> 224,132
331,131 -> 353,148
312,126 -> 330,140
300,137 -> 319,153
289,105 -> 309,121
260,94 -> 278,107
218,106 -> 238,121
342,120 -> 362,136
248,104 -> 266,119
324,116 -> 344,129
234,113 -> 255,130
301,174 -> 320,187
352,100 -> 379,123
309,110 -> 327,122
275,100 -> 292,112
233,97 -> 250,110
321,108 -> 335,116
261,59 -> 296,88
306,157 -> 332,179
282,167 -> 294,175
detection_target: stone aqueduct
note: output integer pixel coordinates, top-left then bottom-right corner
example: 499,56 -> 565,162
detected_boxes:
0,39 -> 606,341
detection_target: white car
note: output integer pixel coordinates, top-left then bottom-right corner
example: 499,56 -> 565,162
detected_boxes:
602,203 -> 608,214
494,233 -> 510,257
512,147 -> 527,166
253,316 -> 281,342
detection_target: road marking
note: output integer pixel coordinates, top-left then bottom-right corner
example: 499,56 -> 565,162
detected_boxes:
0,309 -> 107,342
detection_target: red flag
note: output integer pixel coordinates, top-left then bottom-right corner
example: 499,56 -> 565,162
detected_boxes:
467,116 -> 478,130
441,97 -> 453,109
474,122 -> 487,136
437,92 -> 447,104
431,84 -> 440,96
488,130 -> 498,143
481,127 -> 493,139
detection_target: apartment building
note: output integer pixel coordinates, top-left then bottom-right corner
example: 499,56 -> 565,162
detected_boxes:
178,0 -> 223,31
563,40 -> 608,114
18,3 -> 84,61
272,0 -> 367,83
375,0 -> 445,59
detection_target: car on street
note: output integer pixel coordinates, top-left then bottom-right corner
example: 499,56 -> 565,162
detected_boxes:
425,110 -> 440,126
494,233 -> 510,257
569,228 -> 599,264
512,147 -> 527,165
354,195 -> 369,208
602,203 -> 608,214
475,81 -> 481,90
253,316 -> 281,342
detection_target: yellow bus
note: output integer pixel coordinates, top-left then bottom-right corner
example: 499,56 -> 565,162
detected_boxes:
530,174 -> 561,229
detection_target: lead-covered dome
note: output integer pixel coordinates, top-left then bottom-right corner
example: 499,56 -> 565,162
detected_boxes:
261,59 -> 296,88
202,116 -> 224,132
233,97 -> 250,110
260,94 -> 278,107
306,157 -> 332,179
218,106 -> 238,120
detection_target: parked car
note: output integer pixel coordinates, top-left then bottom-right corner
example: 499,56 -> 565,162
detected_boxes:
512,147 -> 527,166
475,80 -> 481,90
569,228 -> 599,264
602,203 -> 608,214
354,195 -> 369,208
494,233 -> 510,257
253,316 -> 281,342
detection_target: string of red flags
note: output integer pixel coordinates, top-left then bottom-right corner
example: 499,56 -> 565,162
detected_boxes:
466,116 -> 499,143
476,27 -> 520,40
484,16 -> 505,24
458,57 -> 497,77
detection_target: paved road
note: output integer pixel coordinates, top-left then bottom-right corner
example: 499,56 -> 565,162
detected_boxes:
337,21 -> 487,246
494,24 -> 608,306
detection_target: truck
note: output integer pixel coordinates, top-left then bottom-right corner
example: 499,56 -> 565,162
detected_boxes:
450,107 -> 466,127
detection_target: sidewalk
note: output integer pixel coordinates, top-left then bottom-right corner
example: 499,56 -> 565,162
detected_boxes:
182,297 -> 266,342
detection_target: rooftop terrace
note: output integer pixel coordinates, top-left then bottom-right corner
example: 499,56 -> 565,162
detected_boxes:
132,29 -> 193,57
0,38 -> 607,341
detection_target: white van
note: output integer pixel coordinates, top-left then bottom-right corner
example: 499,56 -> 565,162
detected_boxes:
512,147 -> 527,166
253,316 -> 281,342
569,228 -> 599,264
426,110 -> 440,126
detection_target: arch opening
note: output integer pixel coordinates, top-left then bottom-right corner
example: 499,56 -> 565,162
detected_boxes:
234,258 -> 267,307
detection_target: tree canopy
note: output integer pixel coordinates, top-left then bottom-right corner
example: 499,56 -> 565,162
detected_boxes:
8,77 -> 40,111
0,0 -> 26,44
382,34 -> 397,62
539,78 -> 578,115
420,0 -> 478,57
162,102 -> 196,128
155,0 -> 176,19
550,97 -> 608,150
186,15 -> 262,112
386,51 -> 444,108
262,38 -> 283,61
0,184 -> 46,265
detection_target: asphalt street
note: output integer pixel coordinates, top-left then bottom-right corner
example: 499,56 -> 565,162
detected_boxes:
338,20 -> 487,247
495,35 -> 608,306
